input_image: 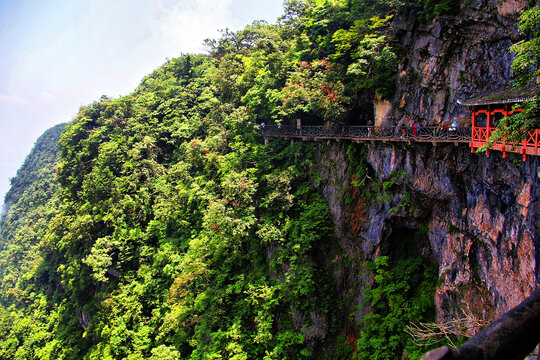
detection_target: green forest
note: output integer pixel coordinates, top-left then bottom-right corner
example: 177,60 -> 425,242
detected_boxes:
1,0 -> 538,359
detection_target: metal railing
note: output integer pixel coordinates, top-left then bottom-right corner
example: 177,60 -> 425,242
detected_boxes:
259,125 -> 471,143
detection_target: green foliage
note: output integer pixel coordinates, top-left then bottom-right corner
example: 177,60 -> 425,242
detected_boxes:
485,6 -> 540,146
345,32 -> 398,98
389,192 -> 411,214
1,46 -> 342,358
486,101 -> 540,147
355,256 -> 438,360
2,123 -> 66,211
278,59 -> 349,122
0,123 -> 68,360
333,15 -> 398,98
291,0 -> 400,101
510,6 -> 540,88
414,0 -> 460,23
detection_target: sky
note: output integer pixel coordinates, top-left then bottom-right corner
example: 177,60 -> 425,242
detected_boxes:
0,0 -> 284,207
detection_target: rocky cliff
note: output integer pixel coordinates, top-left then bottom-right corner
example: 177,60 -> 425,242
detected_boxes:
390,0 -> 526,127
316,0 -> 539,338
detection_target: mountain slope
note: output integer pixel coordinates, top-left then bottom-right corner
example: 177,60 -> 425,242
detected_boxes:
0,1 -> 538,359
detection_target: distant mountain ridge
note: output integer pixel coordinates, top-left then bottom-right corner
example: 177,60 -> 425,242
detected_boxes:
1,123 -> 66,218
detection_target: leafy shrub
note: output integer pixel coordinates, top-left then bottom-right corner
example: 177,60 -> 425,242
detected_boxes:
356,256 -> 438,359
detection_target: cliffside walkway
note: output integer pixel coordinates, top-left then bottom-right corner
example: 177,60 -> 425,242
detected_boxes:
261,125 -> 540,160
260,125 -> 471,145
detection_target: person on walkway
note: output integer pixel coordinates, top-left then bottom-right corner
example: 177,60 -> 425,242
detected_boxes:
412,120 -> 417,136
449,119 -> 458,132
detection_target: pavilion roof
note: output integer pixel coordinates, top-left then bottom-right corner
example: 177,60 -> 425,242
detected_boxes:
457,83 -> 539,106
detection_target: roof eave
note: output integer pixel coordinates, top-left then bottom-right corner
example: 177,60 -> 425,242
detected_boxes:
458,97 -> 537,107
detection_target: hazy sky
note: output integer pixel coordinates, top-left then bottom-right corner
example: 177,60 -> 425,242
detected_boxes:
0,0 -> 284,205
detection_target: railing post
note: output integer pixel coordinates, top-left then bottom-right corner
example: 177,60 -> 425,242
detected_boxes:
533,130 -> 538,155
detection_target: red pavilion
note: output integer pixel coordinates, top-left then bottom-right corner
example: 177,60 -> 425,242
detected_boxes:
458,83 -> 539,160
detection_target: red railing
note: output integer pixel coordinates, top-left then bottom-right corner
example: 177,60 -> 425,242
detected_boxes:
471,127 -> 494,142
471,126 -> 540,160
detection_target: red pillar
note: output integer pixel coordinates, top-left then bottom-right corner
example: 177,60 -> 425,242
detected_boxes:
470,106 -> 476,153
487,105 -> 492,142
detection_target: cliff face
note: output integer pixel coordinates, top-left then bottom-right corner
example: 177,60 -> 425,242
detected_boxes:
316,0 -> 538,332
365,144 -> 539,319
389,0 -> 525,127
